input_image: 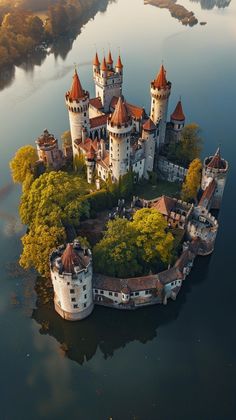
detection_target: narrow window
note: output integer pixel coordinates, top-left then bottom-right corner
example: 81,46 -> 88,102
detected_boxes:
70,289 -> 75,294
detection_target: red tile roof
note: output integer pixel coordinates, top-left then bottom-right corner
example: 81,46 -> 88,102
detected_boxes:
93,52 -> 100,67
151,195 -> 175,216
171,100 -> 185,121
110,96 -> 144,120
101,57 -> 107,71
153,64 -> 168,89
207,147 -> 225,169
90,97 -> 103,110
116,55 -> 123,69
111,97 -> 130,125
61,244 -> 85,274
107,50 -> 113,65
90,114 -> 108,129
76,138 -> 99,154
69,69 -> 84,100
97,151 -> 110,170
143,118 -> 157,131
198,179 -> 216,208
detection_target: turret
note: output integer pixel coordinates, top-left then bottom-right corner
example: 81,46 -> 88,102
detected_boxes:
107,97 -> 132,182
85,144 -> 96,184
50,240 -> 94,321
106,50 -> 113,71
150,64 -> 172,148
141,118 -> 157,178
115,54 -> 123,75
93,51 -> 123,112
201,147 -> 228,210
93,52 -> 100,74
170,100 -> 185,140
35,129 -> 63,170
65,69 -> 90,159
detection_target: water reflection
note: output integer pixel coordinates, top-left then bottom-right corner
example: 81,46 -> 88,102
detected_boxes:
32,257 -> 210,365
0,0 -> 113,92
190,0 -> 231,9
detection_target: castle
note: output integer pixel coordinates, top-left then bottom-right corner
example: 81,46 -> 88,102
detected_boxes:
46,52 -> 228,321
50,148 -> 228,321
63,51 -> 186,184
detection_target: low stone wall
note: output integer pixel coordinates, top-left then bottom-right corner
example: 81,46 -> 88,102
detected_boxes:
157,156 -> 187,183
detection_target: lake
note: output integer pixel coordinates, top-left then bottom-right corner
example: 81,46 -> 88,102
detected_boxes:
0,0 -> 236,419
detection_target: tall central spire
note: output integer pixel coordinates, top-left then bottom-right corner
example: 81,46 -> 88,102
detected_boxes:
111,97 -> 129,125
154,64 -> 168,89
69,69 -> 84,100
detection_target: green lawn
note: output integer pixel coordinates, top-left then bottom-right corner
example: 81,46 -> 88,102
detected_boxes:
134,180 -> 181,200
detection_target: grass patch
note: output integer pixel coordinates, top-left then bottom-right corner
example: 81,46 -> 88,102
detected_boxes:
134,180 -> 181,200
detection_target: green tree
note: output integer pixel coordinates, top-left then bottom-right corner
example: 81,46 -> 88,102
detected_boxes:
10,145 -> 38,183
93,218 -> 141,278
20,224 -> 66,277
181,158 -> 202,202
94,208 -> 175,278
167,123 -> 202,167
132,208 -> 174,266
19,171 -> 89,227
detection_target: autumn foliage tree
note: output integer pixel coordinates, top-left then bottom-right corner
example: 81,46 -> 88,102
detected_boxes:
181,158 -> 202,202
94,208 -> 174,277
9,145 -> 38,183
18,171 -> 90,276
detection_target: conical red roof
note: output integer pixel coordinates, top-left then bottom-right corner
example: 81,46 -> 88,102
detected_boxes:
61,244 -> 82,274
107,50 -> 113,65
111,97 -> 130,125
69,69 -> 84,100
207,147 -> 225,169
154,64 -> 168,89
93,52 -> 100,66
116,55 -> 123,69
143,118 -> 157,131
101,57 -> 107,71
171,100 -> 185,121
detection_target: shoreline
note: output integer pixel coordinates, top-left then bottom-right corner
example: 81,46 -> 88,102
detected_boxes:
145,0 -> 199,26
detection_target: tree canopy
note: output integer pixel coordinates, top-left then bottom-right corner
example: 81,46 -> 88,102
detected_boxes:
94,208 -> 174,278
20,170 -> 90,227
18,170 -> 90,276
167,123 -> 203,167
9,145 -> 38,184
181,158 -> 202,202
20,224 -> 66,277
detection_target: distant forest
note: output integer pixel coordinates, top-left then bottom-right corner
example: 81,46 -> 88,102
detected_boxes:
0,0 -> 110,71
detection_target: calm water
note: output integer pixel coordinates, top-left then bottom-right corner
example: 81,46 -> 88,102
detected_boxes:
0,0 -> 236,419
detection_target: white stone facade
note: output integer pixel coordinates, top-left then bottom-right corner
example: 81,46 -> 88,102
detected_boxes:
50,241 -> 94,321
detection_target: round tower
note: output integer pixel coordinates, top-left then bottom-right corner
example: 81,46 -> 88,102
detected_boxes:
201,147 -> 228,210
150,64 -> 171,148
141,118 -> 157,178
50,240 -> 94,321
35,129 -> 63,169
107,97 -> 132,182
85,145 -> 96,184
170,100 -> 185,142
65,69 -> 90,159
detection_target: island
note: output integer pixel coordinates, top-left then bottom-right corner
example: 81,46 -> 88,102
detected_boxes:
10,51 -> 228,321
145,0 -> 198,26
